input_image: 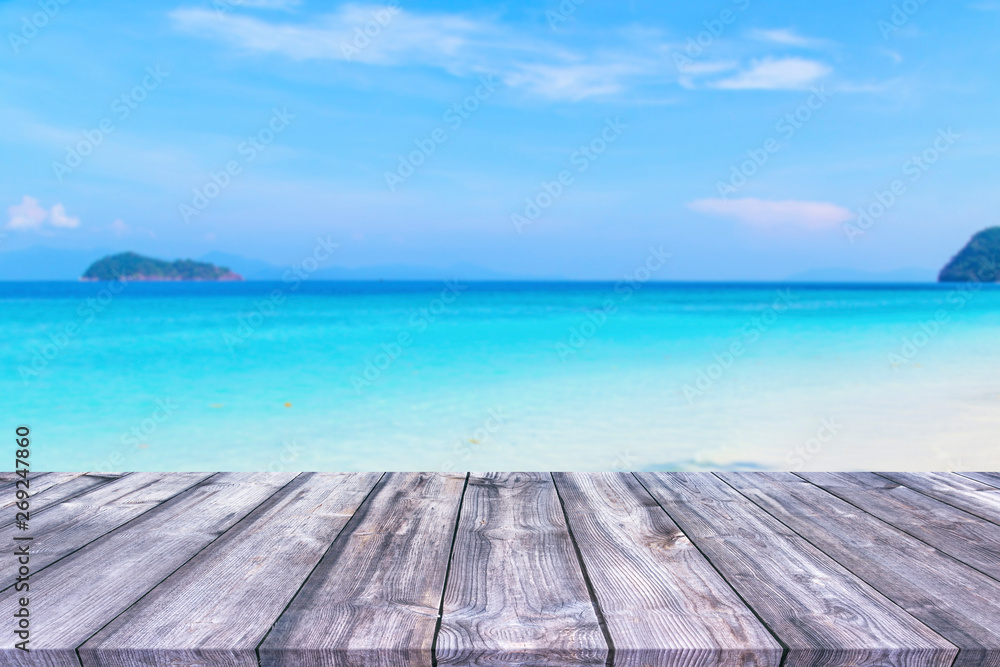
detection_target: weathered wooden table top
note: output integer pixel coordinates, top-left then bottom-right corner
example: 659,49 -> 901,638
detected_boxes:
3,471 -> 1000,666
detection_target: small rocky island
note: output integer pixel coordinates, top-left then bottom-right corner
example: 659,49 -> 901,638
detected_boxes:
939,227 -> 1000,283
82,252 -> 243,281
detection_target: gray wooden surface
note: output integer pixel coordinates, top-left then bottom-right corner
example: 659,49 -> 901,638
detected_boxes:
79,473 -> 382,667
258,472 -> 467,667
0,472 -> 296,667
637,472 -> 956,667
721,472 -> 1000,667
3,471 -> 1000,667
437,472 -> 606,666
554,472 -> 782,667
961,472 -> 1000,489
0,473 -> 117,520
799,472 -> 1000,580
0,473 -> 213,574
880,472 -> 1000,525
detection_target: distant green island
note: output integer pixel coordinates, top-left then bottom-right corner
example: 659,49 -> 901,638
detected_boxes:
939,227 -> 1000,283
82,252 -> 243,282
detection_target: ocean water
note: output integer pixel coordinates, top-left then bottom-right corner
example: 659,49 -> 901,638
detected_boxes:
2,281 -> 998,472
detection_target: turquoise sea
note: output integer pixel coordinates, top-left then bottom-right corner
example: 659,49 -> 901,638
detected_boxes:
2,281 -> 998,472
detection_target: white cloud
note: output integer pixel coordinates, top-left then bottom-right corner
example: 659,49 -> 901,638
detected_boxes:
110,219 -> 130,236
882,49 -> 904,64
170,5 -> 850,99
503,63 -> 639,101
49,204 -> 80,228
675,60 -> 738,89
688,198 -> 852,231
678,60 -> 738,75
6,196 -> 81,231
711,57 -> 831,90
6,196 -> 48,230
748,28 -> 827,48
232,0 -> 301,8
170,5 -> 643,100
172,5 -> 499,67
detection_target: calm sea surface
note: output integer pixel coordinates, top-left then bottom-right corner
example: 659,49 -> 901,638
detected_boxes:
2,281 -> 998,471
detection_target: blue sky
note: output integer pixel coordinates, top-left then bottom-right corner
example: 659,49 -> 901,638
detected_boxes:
2,0 -> 999,279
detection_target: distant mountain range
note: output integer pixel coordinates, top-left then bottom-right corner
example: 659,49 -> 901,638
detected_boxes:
783,267 -> 937,283
2,236 -> 995,282
198,252 -> 528,281
0,247 -> 542,281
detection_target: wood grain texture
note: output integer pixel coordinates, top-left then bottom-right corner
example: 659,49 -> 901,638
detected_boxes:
79,473 -> 382,667
0,472 -> 297,667
960,472 -> 1000,489
799,471 -> 1000,580
0,473 -> 111,518
554,472 -> 782,667
0,471 -> 30,497
436,472 -> 606,666
722,472 -> 1000,667
258,472 -> 467,667
0,472 -> 212,577
3,471 -> 999,666
637,472 -> 955,667
881,472 -> 1000,525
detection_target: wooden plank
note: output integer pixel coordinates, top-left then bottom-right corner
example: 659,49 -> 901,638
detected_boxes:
881,472 -> 1000,525
637,472 -> 955,667
0,472 -> 212,576
79,472 -> 382,667
0,471 -> 24,495
0,471 -> 50,509
960,472 -> 1000,489
0,472 -> 74,493
721,472 -> 1000,667
0,472 -> 297,667
799,472 -> 1000,580
554,472 -> 782,667
0,473 -> 108,516
259,472 -> 467,667
436,473 -> 606,666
